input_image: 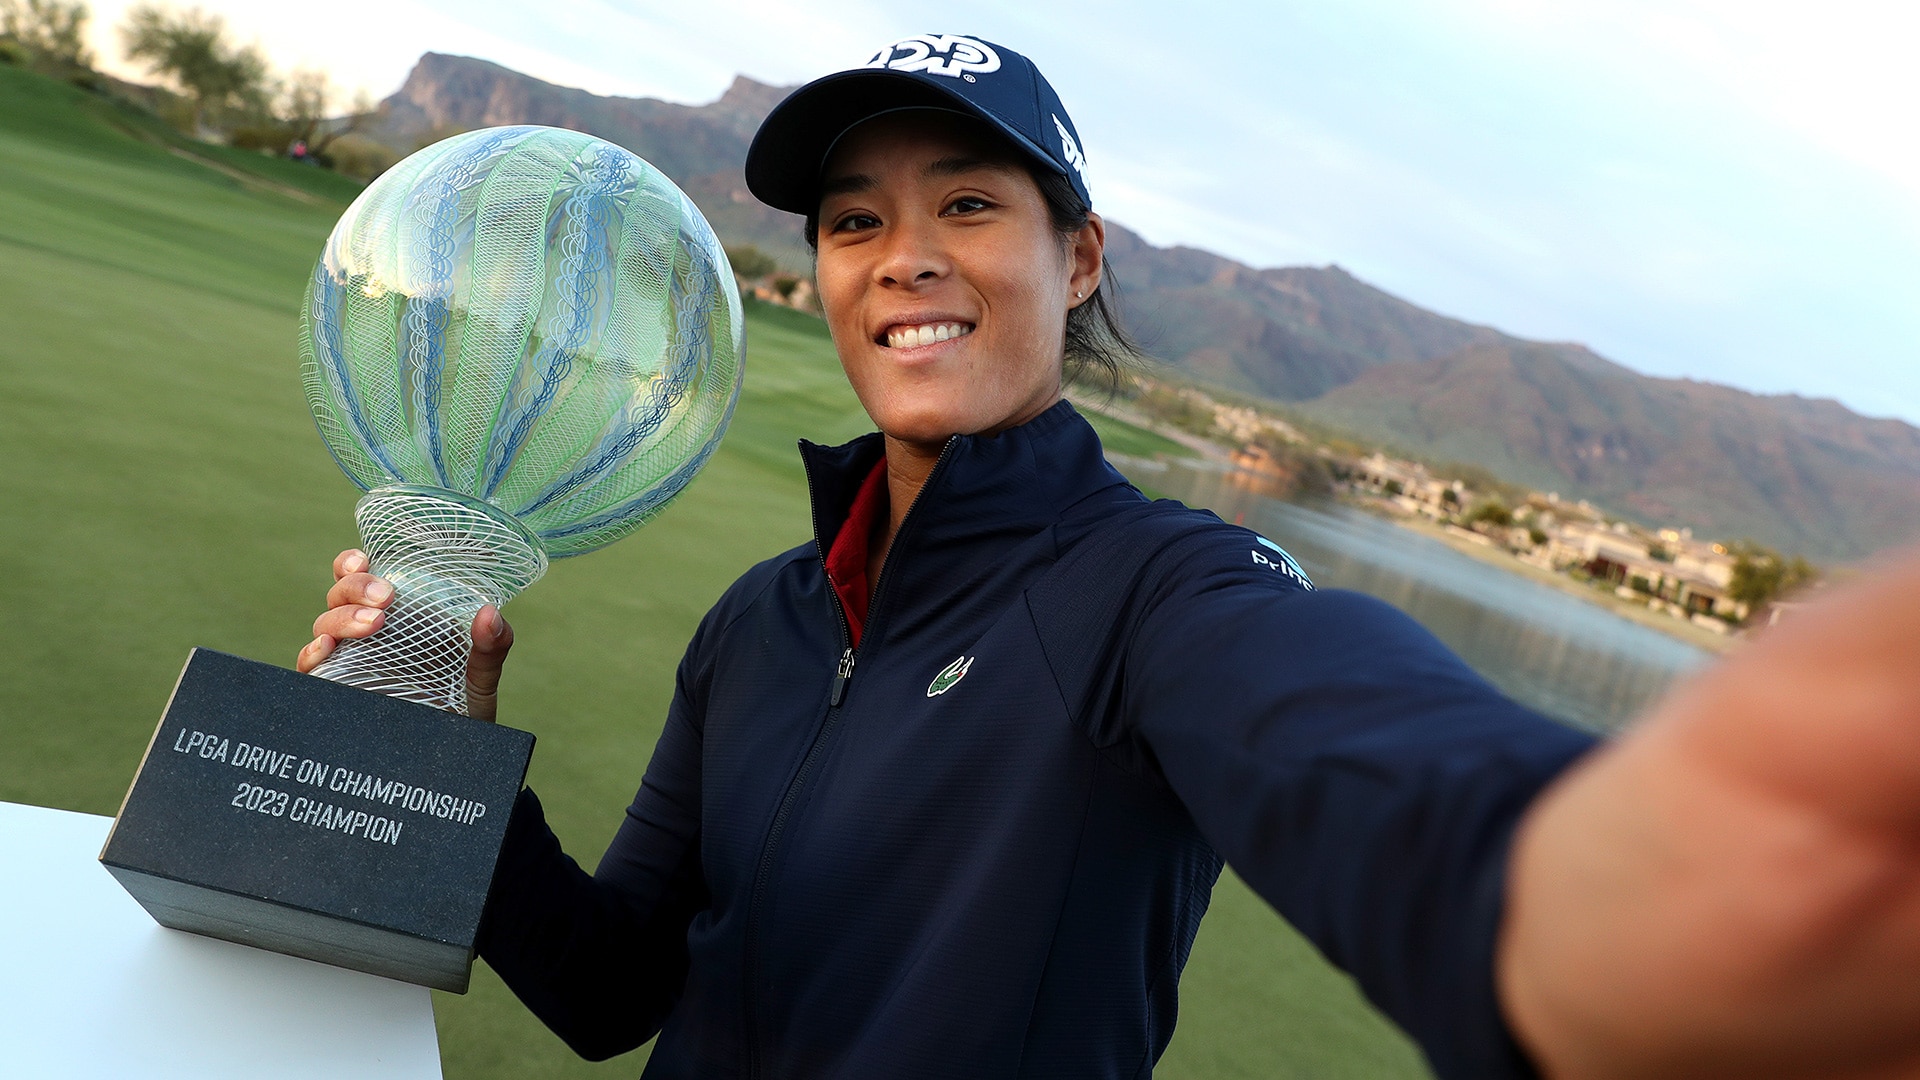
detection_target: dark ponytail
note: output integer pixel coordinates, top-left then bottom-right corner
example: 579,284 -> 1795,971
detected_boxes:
1029,167 -> 1138,394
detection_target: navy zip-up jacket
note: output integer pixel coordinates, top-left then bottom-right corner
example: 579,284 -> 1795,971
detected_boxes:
477,400 -> 1596,1079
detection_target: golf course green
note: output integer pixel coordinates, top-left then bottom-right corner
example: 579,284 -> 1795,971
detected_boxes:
0,62 -> 1431,1079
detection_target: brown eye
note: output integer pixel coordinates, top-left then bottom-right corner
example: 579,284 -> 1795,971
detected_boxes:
832,212 -> 880,233
945,196 -> 991,216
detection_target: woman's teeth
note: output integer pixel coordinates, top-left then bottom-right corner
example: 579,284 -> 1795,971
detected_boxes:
886,322 -> 973,349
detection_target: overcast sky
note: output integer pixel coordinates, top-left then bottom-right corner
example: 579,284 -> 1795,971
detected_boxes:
84,0 -> 1920,425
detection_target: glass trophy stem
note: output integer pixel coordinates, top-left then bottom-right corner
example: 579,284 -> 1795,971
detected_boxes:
311,485 -> 548,714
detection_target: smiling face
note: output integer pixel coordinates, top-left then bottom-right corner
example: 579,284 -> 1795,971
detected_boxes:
814,111 -> 1103,450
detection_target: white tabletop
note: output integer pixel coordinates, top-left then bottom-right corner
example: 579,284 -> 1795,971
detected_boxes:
0,800 -> 442,1079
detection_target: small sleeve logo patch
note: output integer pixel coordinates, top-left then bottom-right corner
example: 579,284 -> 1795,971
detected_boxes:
927,655 -> 975,697
1252,536 -> 1314,590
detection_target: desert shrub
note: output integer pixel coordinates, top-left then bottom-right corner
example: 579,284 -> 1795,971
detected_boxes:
325,132 -> 396,181
1467,500 -> 1513,527
724,244 -> 778,281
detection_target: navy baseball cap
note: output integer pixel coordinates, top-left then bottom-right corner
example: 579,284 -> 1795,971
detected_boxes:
745,34 -> 1093,216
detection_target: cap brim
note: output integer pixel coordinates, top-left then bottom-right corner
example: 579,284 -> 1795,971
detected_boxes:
745,68 -> 1069,216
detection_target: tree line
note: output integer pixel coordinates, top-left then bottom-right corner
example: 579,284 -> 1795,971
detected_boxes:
0,0 -> 394,178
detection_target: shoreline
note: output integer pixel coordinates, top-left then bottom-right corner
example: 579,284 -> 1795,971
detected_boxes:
1108,445 -> 1739,656
1360,502 -> 1739,655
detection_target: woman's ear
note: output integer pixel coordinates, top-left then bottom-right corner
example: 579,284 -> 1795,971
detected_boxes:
1068,211 -> 1106,305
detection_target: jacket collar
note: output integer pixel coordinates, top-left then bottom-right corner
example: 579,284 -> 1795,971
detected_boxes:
799,398 -> 1137,580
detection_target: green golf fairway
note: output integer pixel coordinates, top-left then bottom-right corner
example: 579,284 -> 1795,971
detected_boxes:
0,63 -> 1430,1079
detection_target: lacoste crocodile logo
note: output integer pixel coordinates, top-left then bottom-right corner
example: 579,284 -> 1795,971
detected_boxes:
926,655 -> 975,697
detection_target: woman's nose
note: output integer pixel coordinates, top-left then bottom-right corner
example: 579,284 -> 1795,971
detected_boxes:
873,218 -> 949,288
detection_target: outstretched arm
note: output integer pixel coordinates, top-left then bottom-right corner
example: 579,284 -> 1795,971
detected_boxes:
1117,529 -> 1594,1080
1501,548 -> 1920,1080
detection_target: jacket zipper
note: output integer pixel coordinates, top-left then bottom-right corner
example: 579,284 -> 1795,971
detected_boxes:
831,646 -> 856,706
742,438 -> 956,1078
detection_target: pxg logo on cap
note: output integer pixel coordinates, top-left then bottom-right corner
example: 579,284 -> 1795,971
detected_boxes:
865,34 -> 1002,82
855,33 -> 1091,203
742,32 -> 1094,214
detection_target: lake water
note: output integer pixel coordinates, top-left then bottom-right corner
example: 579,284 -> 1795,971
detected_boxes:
1128,459 -> 1712,734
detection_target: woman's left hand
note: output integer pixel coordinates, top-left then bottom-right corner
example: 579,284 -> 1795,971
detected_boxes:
1500,547 -> 1920,1080
296,548 -> 516,722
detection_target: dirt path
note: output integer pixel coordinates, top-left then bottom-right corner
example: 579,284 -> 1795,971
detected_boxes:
1069,394 -> 1235,464
163,145 -> 328,205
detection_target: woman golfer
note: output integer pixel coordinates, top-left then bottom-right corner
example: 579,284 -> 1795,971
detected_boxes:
301,34 -> 1920,1080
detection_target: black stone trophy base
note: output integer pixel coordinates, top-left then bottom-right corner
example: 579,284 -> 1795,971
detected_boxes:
100,648 -> 535,993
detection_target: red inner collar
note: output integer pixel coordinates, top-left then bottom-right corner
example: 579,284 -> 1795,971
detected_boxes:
824,457 -> 889,649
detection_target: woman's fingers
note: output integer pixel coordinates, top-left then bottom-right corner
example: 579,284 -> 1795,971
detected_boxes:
312,601 -> 386,641
332,548 -> 369,581
316,570 -> 393,641
313,573 -> 389,640
302,553 -> 387,668
462,605 -> 514,723
295,633 -> 336,674
1501,545 -> 1920,1080
313,550 -> 519,723
325,571 -> 392,612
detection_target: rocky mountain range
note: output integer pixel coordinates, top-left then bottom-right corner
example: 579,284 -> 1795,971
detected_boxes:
364,54 -> 814,268
364,52 -> 1920,562
1307,344 -> 1920,561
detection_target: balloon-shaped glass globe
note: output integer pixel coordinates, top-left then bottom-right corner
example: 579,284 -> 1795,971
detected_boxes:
300,126 -> 743,713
